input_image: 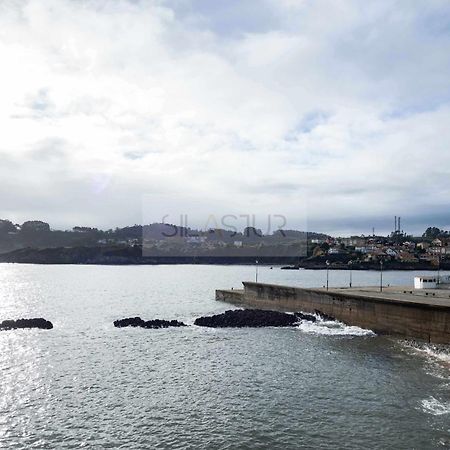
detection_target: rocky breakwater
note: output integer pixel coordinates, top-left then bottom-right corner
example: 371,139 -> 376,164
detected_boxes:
0,318 -> 53,330
114,317 -> 187,329
114,310 -> 331,330
194,309 -> 319,328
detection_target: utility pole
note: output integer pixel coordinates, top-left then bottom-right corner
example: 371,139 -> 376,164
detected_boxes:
438,248 -> 442,285
348,260 -> 353,288
326,260 -> 330,291
380,259 -> 384,293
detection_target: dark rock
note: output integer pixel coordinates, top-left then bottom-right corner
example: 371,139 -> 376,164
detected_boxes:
113,317 -> 145,328
0,318 -> 53,330
142,319 -> 187,329
314,310 -> 336,321
114,317 -> 187,329
294,312 -> 317,322
194,309 -> 298,328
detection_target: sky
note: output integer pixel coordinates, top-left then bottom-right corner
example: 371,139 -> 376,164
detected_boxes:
1,0 -> 450,236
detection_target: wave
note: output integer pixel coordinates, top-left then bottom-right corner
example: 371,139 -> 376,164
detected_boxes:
420,346 -> 450,369
296,314 -> 375,337
421,396 -> 450,416
401,341 -> 450,373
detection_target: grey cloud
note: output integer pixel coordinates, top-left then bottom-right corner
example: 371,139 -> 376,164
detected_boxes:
1,0 -> 450,234
123,149 -> 161,160
29,138 -> 68,161
309,210 -> 450,238
167,0 -> 283,37
242,181 -> 303,194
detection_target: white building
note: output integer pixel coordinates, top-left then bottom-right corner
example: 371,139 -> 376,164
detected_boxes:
414,275 -> 450,289
414,276 -> 438,289
355,246 -> 375,254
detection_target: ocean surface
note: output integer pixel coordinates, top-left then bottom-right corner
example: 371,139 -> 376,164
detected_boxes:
0,264 -> 450,449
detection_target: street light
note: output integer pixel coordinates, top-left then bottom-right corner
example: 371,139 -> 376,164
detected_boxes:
348,260 -> 353,288
326,260 -> 330,291
255,259 -> 259,283
437,247 -> 442,285
380,259 -> 384,293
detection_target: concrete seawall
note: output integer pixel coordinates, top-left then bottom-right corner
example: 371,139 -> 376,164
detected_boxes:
216,282 -> 450,344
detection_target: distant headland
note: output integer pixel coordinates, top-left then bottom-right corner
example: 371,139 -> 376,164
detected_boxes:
0,219 -> 449,269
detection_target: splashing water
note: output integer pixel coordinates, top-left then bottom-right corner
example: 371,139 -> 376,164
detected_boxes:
421,397 -> 450,416
296,313 -> 375,337
402,341 -> 450,371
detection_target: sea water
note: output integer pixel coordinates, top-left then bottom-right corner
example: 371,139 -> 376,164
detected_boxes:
0,264 -> 449,449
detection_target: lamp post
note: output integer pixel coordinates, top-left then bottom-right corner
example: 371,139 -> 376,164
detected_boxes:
326,260 -> 330,291
380,259 -> 384,293
348,260 -> 353,288
437,247 -> 442,285
255,259 -> 259,283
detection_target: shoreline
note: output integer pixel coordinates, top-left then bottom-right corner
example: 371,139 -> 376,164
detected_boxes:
0,260 -> 446,271
0,246 -> 447,271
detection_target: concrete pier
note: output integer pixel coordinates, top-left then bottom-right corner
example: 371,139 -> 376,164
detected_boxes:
216,282 -> 450,343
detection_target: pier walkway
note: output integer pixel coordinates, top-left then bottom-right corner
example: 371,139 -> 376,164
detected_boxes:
216,282 -> 450,343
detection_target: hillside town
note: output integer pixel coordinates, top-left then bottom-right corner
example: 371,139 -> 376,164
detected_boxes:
0,217 -> 449,268
310,230 -> 449,266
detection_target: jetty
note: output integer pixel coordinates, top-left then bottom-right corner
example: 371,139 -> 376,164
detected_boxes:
216,282 -> 450,343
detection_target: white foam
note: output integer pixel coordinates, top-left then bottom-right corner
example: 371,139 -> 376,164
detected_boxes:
421,396 -> 450,416
402,342 -> 450,370
420,346 -> 450,366
296,315 -> 375,337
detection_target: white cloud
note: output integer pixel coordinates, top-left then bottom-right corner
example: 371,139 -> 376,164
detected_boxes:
0,0 -> 449,234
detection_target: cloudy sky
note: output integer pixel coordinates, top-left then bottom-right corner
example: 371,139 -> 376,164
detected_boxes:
1,0 -> 450,235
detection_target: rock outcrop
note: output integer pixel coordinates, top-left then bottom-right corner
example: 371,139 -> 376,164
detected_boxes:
294,312 -> 317,322
114,317 -> 187,329
194,309 -> 300,328
0,318 -> 53,330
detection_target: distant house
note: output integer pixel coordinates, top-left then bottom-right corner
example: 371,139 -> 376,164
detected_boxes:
340,236 -> 366,247
417,242 -> 430,250
432,238 -> 443,247
385,248 -> 398,258
355,246 -> 375,254
428,246 -> 450,255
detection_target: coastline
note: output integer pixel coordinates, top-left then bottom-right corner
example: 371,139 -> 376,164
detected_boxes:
0,245 -> 447,270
